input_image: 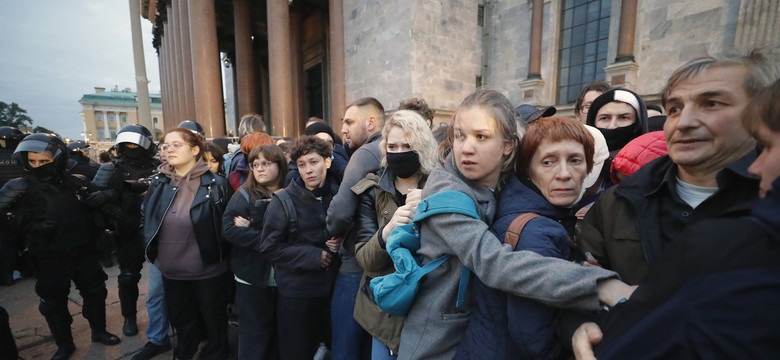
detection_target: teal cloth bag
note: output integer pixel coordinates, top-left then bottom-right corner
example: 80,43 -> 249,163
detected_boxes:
369,190 -> 479,317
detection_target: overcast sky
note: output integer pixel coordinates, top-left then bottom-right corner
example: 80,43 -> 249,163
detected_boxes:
0,1 -> 160,141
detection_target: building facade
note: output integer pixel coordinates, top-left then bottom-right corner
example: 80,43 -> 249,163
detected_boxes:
140,0 -> 779,138
79,86 -> 164,153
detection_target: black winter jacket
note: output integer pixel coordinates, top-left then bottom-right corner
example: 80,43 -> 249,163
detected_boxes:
141,170 -> 233,265
595,177 -> 780,359
222,189 -> 273,287
259,178 -> 338,298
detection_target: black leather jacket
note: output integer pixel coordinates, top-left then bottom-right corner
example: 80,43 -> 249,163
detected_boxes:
141,170 -> 233,265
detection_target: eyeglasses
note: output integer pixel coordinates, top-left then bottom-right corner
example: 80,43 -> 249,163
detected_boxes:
250,160 -> 275,171
579,104 -> 591,112
160,141 -> 186,152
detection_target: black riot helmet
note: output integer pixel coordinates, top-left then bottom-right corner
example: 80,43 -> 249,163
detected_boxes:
67,140 -> 90,152
178,120 -> 205,137
116,124 -> 157,160
13,133 -> 68,173
0,126 -> 26,150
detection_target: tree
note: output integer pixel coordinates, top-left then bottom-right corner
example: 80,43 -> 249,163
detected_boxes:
0,101 -> 34,128
33,126 -> 60,138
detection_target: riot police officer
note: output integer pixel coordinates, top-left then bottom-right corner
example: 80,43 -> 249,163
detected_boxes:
0,133 -> 120,360
88,124 -> 160,337
66,140 -> 99,181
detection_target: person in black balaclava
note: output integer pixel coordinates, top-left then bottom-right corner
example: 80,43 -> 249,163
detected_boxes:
586,88 -> 649,156
0,133 -> 121,360
66,140 -> 100,181
87,124 -> 160,338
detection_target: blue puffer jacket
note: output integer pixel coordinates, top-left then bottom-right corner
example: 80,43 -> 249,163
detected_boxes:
456,176 -> 573,360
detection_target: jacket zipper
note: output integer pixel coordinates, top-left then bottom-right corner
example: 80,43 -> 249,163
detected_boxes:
145,186 -> 179,256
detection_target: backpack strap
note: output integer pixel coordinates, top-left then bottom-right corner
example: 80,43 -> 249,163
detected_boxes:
238,188 -> 250,203
504,213 -> 542,250
413,190 -> 479,222
273,189 -> 297,240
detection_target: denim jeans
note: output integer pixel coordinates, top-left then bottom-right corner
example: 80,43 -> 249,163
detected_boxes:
372,337 -> 398,360
145,263 -> 169,345
330,271 -> 371,360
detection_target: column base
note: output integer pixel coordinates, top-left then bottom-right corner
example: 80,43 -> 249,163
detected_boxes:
604,61 -> 639,90
518,78 -> 546,105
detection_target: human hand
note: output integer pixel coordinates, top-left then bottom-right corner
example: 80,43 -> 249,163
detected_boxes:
233,216 -> 250,227
382,203 -> 414,240
405,189 -> 422,211
596,278 -> 637,306
572,322 -> 602,360
320,250 -> 333,268
582,252 -> 602,268
85,190 -> 109,207
326,236 -> 343,253
575,205 -> 591,220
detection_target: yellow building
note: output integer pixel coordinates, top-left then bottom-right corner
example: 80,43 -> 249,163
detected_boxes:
79,86 -> 164,153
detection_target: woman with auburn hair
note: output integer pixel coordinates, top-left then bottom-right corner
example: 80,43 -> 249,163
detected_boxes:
228,132 -> 275,190
142,127 -> 234,360
223,145 -> 288,360
457,117 -> 595,360
353,110 -> 437,359
397,90 -> 628,360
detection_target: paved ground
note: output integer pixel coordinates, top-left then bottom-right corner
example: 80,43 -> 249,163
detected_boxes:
2,261 -> 238,359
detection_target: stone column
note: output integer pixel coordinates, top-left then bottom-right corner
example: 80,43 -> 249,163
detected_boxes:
128,0 -> 153,131
266,0 -> 294,137
162,18 -> 176,125
115,111 -> 122,133
178,0 -> 197,121
616,0 -> 637,62
189,0 -> 226,138
527,0 -> 543,79
169,0 -> 186,123
328,0 -> 346,124
290,11 -> 305,136
234,0 -> 258,121
102,111 -> 110,140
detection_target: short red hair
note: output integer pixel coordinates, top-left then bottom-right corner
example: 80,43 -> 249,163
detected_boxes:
240,132 -> 274,155
516,117 -> 595,178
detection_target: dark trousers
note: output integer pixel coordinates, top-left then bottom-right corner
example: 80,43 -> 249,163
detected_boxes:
115,233 -> 145,318
235,282 -> 279,360
35,254 -> 108,346
0,306 -> 19,359
163,273 -> 229,360
277,295 -> 331,360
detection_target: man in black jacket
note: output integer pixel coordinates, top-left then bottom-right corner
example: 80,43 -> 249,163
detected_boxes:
88,124 -> 160,337
0,134 -> 120,360
574,75 -> 780,360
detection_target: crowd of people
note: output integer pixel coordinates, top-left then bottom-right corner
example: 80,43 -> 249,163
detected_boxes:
1,47 -> 779,360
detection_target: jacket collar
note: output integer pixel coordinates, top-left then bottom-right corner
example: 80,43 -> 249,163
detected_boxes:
617,149 -> 759,199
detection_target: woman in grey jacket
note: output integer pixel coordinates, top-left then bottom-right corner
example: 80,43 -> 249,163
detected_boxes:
397,90 -> 633,360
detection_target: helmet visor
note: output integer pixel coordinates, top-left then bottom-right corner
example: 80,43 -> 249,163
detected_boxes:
116,131 -> 152,149
13,138 -> 65,159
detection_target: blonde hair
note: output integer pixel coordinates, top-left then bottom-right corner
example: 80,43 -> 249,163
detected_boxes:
379,110 -> 438,175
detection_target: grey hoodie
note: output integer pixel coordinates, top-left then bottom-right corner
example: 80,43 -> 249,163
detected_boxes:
398,157 -> 617,360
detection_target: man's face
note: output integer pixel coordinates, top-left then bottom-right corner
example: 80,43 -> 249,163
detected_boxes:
28,151 -> 54,168
748,123 -> 780,198
594,102 -> 637,129
663,66 -> 755,179
342,105 -> 369,149
577,90 -> 602,123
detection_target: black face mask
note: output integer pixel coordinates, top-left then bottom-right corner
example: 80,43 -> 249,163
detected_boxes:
598,125 -> 636,153
27,162 -> 58,181
386,151 -> 421,178
122,145 -> 146,160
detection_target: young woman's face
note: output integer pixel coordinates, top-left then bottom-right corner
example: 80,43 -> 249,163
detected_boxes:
203,152 -> 221,174
386,126 -> 412,153
528,139 -> 589,207
251,153 -> 280,188
162,132 -> 198,169
453,107 -> 513,188
297,152 -> 331,190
